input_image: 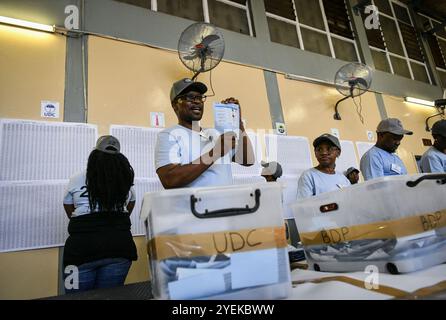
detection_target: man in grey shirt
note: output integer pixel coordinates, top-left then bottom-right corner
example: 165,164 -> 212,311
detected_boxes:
420,119 -> 446,173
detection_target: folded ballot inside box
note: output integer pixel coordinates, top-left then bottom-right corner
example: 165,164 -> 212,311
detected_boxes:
291,174 -> 446,274
141,183 -> 292,300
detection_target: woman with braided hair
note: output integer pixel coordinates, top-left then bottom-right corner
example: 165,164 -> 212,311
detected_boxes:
62,135 -> 137,293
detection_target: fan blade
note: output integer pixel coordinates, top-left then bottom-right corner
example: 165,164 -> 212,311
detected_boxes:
200,34 -> 220,46
334,63 -> 372,97
183,53 -> 199,60
177,22 -> 225,73
354,77 -> 368,88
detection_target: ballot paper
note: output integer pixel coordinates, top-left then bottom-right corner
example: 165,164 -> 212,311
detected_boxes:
168,266 -> 230,299
166,249 -> 285,299
231,249 -> 280,289
176,267 -> 225,280
213,103 -> 240,133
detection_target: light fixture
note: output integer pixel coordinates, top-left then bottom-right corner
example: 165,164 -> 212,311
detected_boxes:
404,97 -> 435,107
0,16 -> 55,33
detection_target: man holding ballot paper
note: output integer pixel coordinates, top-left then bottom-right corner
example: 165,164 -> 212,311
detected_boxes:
155,78 -> 255,189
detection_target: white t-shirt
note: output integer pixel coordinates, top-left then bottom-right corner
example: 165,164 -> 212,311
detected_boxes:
63,170 -> 136,217
155,124 -> 234,188
297,168 -> 351,200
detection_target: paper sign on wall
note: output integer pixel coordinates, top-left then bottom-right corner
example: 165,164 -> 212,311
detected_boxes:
41,101 -> 60,119
367,130 -> 375,141
331,128 -> 340,139
150,112 -> 165,128
275,122 -> 286,135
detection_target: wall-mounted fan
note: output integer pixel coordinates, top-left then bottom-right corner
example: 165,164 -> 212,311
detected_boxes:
178,22 -> 225,81
333,62 -> 373,121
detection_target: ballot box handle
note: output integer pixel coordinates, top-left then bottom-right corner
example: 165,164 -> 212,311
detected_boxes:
190,189 -> 261,218
406,174 -> 446,187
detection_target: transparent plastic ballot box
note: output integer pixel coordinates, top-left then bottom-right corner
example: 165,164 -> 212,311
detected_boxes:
291,174 -> 446,274
140,182 -> 292,300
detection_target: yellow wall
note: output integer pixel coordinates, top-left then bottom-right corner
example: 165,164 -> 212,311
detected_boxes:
0,25 -> 66,300
277,75 -> 382,165
125,236 -> 150,285
0,248 -> 59,300
383,95 -> 435,174
277,74 -> 432,175
0,25 -> 66,120
195,62 -> 273,131
87,36 -> 272,135
0,237 -> 149,300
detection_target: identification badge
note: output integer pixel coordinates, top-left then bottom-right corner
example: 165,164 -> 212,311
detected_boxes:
391,163 -> 402,174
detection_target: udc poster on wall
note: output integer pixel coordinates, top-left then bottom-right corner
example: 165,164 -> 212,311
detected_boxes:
41,100 -> 60,119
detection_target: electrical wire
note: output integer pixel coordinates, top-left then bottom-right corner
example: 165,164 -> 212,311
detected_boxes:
353,91 -> 365,124
207,61 -> 216,98
358,93 -> 364,124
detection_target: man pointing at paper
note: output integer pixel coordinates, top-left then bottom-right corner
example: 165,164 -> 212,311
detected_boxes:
155,78 -> 255,189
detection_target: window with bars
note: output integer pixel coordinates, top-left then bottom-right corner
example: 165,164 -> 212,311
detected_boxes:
419,13 -> 446,87
114,0 -> 254,36
362,0 -> 431,84
264,0 -> 359,62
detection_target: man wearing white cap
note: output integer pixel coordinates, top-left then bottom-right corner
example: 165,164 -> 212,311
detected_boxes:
360,118 -> 413,181
420,119 -> 446,173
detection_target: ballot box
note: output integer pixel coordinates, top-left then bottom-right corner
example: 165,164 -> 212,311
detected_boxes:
140,183 -> 291,300
291,174 -> 446,274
